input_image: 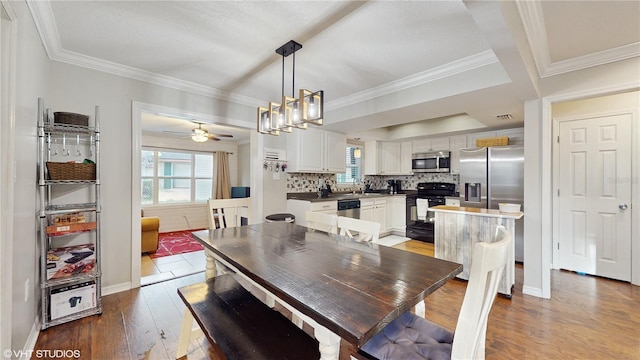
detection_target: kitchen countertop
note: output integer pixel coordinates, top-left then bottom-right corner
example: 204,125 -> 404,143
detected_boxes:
429,205 -> 523,219
287,190 -> 415,202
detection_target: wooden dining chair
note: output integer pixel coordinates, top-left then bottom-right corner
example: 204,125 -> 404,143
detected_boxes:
337,216 -> 381,242
360,225 -> 512,360
207,197 -> 250,229
305,211 -> 338,234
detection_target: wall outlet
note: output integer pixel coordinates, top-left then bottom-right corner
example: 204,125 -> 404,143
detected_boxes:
24,278 -> 30,302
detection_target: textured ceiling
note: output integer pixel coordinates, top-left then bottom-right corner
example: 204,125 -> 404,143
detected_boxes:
28,1 -> 639,142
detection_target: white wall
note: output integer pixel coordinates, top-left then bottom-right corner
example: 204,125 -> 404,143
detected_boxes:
6,0 -> 51,353
44,61 -> 256,292
261,135 -> 288,217
237,143 -> 251,187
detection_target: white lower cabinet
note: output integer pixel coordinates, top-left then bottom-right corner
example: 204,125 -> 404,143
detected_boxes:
387,195 -> 406,234
286,199 -> 337,227
360,198 -> 387,233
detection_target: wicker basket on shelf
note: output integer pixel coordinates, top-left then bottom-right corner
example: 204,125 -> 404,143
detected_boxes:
54,112 -> 89,126
46,162 -> 96,180
476,136 -> 509,147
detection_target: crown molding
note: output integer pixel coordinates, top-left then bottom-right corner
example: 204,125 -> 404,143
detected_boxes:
327,50 -> 500,111
26,0 -> 263,108
516,0 -> 640,79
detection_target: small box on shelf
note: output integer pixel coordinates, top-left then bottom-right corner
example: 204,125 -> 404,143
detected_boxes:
49,280 -> 97,321
46,244 -> 96,281
46,222 -> 97,236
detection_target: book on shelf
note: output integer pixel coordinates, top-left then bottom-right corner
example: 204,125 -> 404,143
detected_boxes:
46,244 -> 96,280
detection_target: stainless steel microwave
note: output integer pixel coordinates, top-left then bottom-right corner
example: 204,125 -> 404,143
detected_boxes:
411,151 -> 451,173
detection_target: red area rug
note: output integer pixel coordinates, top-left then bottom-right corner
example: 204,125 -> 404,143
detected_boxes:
149,229 -> 205,259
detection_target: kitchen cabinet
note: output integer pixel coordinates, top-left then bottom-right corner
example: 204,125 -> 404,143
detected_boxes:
400,142 -> 413,174
412,137 -> 449,153
497,128 -> 524,145
37,98 -> 102,329
360,198 -> 387,233
386,195 -> 406,234
286,199 -> 337,227
466,128 -> 524,147
364,141 -> 412,175
286,128 -> 346,173
449,134 -> 468,174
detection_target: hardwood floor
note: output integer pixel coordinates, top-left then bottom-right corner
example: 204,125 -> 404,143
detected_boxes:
33,240 -> 640,359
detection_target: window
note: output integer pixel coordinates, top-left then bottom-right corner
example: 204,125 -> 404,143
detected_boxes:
141,148 -> 213,205
336,145 -> 363,185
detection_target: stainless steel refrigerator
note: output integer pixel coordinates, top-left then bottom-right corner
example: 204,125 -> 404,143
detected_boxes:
459,146 -> 525,262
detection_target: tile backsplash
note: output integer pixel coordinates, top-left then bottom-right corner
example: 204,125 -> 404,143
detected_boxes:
287,173 -> 459,193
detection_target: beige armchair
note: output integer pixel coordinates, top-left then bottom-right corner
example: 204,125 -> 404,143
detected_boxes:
141,216 -> 160,253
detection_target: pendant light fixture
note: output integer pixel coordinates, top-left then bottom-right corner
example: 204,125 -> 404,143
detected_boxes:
257,40 -> 324,135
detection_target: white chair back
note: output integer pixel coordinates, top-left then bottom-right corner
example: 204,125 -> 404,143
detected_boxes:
451,225 -> 511,360
207,198 -> 250,229
338,216 -> 381,242
305,211 -> 338,234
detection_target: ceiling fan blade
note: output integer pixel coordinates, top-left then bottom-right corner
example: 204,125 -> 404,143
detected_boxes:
207,134 -> 221,141
213,134 -> 233,138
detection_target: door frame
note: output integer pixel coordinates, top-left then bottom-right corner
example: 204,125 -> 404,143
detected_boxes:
552,109 -> 637,276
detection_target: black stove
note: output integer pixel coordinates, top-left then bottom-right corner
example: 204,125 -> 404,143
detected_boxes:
406,182 -> 456,243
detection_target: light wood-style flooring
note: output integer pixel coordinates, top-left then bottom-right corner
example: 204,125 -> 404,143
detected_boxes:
34,240 -> 640,359
141,251 -> 206,286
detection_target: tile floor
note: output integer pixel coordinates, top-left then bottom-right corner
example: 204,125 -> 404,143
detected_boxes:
141,250 -> 206,286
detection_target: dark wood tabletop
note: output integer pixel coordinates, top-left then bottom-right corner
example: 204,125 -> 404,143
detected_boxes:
192,222 -> 462,349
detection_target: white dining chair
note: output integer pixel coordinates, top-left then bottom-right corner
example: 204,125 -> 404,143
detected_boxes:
305,211 -> 338,234
207,197 -> 250,229
360,225 -> 512,360
338,216 -> 381,243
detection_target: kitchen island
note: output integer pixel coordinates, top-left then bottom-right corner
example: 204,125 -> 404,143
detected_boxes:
429,205 -> 523,297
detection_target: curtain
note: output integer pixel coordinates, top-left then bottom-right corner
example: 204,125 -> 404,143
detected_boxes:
215,152 -> 231,199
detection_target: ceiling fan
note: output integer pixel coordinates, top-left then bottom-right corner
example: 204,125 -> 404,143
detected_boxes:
190,123 -> 233,142
163,122 -> 234,142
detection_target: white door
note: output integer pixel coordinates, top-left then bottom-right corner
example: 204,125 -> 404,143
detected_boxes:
558,113 -> 632,281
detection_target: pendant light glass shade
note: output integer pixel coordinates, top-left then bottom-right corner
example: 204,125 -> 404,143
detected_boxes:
257,106 -> 279,135
354,147 -> 361,158
299,89 -> 324,125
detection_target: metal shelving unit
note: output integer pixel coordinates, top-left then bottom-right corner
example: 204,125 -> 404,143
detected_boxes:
37,98 -> 102,329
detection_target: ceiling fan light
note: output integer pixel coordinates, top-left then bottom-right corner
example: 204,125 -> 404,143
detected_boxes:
191,132 -> 208,142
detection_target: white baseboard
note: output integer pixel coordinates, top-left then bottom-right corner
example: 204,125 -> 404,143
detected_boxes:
102,282 -> 132,296
19,317 -> 40,360
522,285 -> 547,299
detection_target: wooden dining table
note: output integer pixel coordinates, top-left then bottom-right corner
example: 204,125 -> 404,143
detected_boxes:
192,222 -> 462,360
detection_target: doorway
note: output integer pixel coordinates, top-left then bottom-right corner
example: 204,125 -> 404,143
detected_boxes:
552,93 -> 637,282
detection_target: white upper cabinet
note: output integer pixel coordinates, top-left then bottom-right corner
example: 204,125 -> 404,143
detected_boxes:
497,128 -> 524,145
412,137 -> 450,153
364,141 -> 412,175
287,128 -> 346,173
400,141 -> 413,174
448,134 -> 468,174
